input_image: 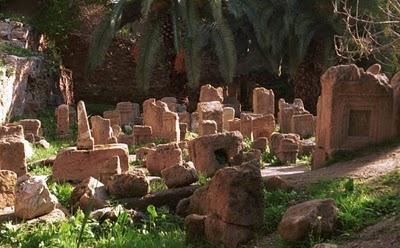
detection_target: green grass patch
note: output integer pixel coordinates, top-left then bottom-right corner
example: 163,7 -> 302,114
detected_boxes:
0,207 -> 217,248
0,41 -> 38,57
48,181 -> 74,209
262,169 -> 400,247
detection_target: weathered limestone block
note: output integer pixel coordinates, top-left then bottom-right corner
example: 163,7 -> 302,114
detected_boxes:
188,131 -> 243,176
178,111 -> 191,131
240,113 -> 253,140
204,214 -> 253,248
70,177 -> 109,211
264,176 -> 293,192
77,101 -> 94,150
199,120 -> 217,136
146,143 -> 183,176
161,162 -> 198,188
185,214 -> 207,242
52,144 -> 129,182
91,115 -> 117,145
99,156 -> 121,186
228,118 -> 241,132
184,163 -> 264,247
116,102 -> 139,126
223,107 -> 235,131
0,170 -> 17,209
15,175 -> 58,220
161,97 -> 177,112
107,171 -> 149,198
56,104 -> 70,137
143,99 -> 180,142
199,84 -> 224,103
252,114 -> 275,139
197,101 -> 223,133
270,133 -> 300,163
278,199 -> 338,242
253,137 -> 268,151
253,87 -> 275,116
313,64 -> 395,169
133,125 -> 153,145
291,114 -> 315,138
0,125 -> 30,176
103,110 -> 121,127
278,98 -> 309,134
17,119 -> 42,141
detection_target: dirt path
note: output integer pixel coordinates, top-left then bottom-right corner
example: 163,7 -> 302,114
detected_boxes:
341,215 -> 400,248
261,144 -> 400,188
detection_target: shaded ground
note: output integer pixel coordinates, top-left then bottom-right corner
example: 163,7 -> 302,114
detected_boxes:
341,215 -> 400,248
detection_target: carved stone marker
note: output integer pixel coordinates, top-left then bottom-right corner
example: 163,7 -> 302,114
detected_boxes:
77,101 -> 94,150
253,87 -> 275,116
313,64 -> 396,169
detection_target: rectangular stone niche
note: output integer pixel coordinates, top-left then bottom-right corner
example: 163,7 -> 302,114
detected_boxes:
348,110 -> 371,137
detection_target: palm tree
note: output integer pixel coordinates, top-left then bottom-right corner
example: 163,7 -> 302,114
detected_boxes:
86,0 -> 236,96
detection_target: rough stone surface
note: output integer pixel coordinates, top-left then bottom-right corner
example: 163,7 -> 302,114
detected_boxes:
253,87 -> 275,116
240,113 -> 254,140
188,131 -> 243,176
144,98 -> 180,142
17,119 -> 42,141
99,156 -> 121,186
278,199 -> 339,241
252,114 -> 275,139
103,110 -> 121,127
223,107 -> 235,131
53,144 -> 129,182
183,163 -> 263,247
15,175 -> 58,220
197,101 -> 223,132
199,120 -> 217,136
0,125 -> 30,176
161,97 -> 177,112
107,172 -> 149,198
314,64 -> 395,169
185,214 -> 206,242
0,170 -> 17,209
76,101 -> 94,150
161,162 -> 198,188
253,137 -> 268,151
199,84 -> 224,103
270,132 -> 300,163
133,125 -> 153,145
116,102 -> 139,126
264,176 -> 293,192
70,177 -> 109,211
146,143 -> 183,176
91,115 -> 117,145
204,214 -> 253,248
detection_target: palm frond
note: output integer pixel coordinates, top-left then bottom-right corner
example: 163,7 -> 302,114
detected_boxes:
136,19 -> 162,93
141,0 -> 155,18
85,0 -> 127,77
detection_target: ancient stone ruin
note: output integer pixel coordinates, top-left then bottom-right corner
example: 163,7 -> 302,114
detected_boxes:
313,64 -> 398,168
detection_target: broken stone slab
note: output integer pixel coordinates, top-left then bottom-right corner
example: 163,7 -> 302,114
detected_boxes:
199,120 -> 217,136
70,177 -> 109,211
107,171 -> 149,198
197,101 -> 223,133
263,176 -> 293,192
253,137 -> 268,151
99,156 -> 122,186
270,132 -> 300,163
188,131 -> 243,177
91,115 -> 117,145
26,208 -> 67,224
118,185 -> 198,212
52,144 -> 129,182
222,107 -> 235,131
76,101 -> 94,150
0,125 -> 31,176
146,142 -> 183,176
116,102 -> 140,126
253,87 -> 275,116
278,199 -> 339,242
199,84 -> 224,103
161,161 -> 198,189
90,206 -> 146,223
15,175 -> 58,220
17,119 -> 42,142
0,170 -> 17,209
103,110 -> 121,127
